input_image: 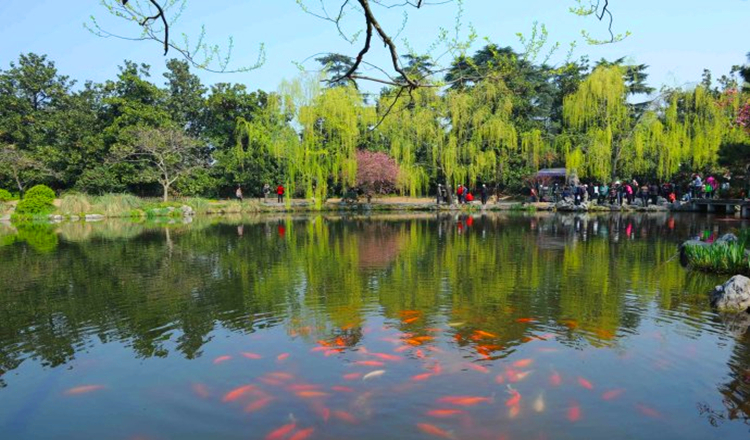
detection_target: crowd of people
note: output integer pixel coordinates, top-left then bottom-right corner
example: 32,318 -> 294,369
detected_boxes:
539,174 -> 731,206
436,184 -> 490,206
235,184 -> 285,203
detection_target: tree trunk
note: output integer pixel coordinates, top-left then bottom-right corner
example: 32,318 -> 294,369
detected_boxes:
162,183 -> 169,202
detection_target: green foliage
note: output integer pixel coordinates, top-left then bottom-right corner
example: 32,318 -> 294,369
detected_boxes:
684,243 -> 749,274
0,189 -> 12,202
24,185 -> 56,204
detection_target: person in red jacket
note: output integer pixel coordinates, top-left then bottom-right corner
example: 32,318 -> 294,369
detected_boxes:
277,184 -> 285,203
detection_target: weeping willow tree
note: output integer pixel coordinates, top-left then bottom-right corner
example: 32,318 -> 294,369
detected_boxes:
562,65 -> 630,180
236,75 -> 374,208
376,87 -> 444,196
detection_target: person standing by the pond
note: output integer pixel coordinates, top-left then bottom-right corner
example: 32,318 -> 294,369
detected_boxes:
457,185 -> 464,204
436,184 -> 443,205
276,184 -> 285,203
235,185 -> 243,203
481,184 -> 488,205
262,183 -> 271,201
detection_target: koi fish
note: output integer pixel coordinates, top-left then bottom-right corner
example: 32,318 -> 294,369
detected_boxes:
549,371 -> 562,387
242,352 -> 263,360
411,336 -> 435,342
447,322 -> 465,327
438,396 -> 492,406
331,386 -> 354,393
343,373 -> 362,381
505,389 -> 521,407
473,330 -> 497,339
310,347 -> 331,353
635,404 -> 663,419
417,423 -> 453,438
513,359 -> 533,368
244,396 -> 273,413
222,385 -> 256,403
466,363 -> 490,373
567,403 -> 581,422
515,370 -> 532,381
403,317 -> 420,324
213,355 -> 232,365
426,409 -> 466,418
265,423 -> 296,440
287,384 -> 321,392
277,353 -> 290,362
394,346 -> 411,353
533,393 -> 545,413
312,404 -> 330,422
508,404 -> 520,419
333,410 -> 358,423
412,373 -> 433,382
415,349 -> 426,359
602,389 -> 625,401
369,353 -> 402,362
429,362 -> 443,375
494,374 -> 505,384
516,318 -> 535,323
296,391 -> 329,398
288,427 -> 315,440
577,377 -> 594,390
268,372 -> 294,381
192,383 -> 210,399
64,385 -> 105,396
363,370 -> 386,381
354,361 -> 385,367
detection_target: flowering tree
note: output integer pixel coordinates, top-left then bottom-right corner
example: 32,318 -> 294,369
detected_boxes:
356,150 -> 399,201
738,102 -> 750,133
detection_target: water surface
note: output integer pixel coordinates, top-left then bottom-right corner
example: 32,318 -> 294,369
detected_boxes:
1,213 -> 749,439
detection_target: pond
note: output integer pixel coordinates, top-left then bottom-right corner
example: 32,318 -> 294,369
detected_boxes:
1,213 -> 750,440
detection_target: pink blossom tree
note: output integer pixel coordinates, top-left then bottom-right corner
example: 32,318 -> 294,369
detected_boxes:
356,150 -> 400,202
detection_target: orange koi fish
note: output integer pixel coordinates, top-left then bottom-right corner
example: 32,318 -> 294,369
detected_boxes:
567,403 -> 581,422
244,396 -> 273,413
417,423 -> 453,438
515,318 -> 535,323
343,373 -> 362,381
505,389 -> 521,407
394,346 -> 411,353
324,349 -> 343,357
310,347 -> 330,353
411,336 -> 435,342
577,377 -> 594,390
259,377 -> 284,386
403,317 -> 420,324
296,391 -> 329,398
192,383 -> 210,399
429,362 -> 443,375
437,396 -> 492,406
494,374 -> 505,384
277,353 -> 290,362
549,371 -> 562,387
508,404 -> 520,419
331,386 -> 354,393
635,404 -> 663,419
412,373 -> 433,382
473,330 -> 497,339
242,352 -> 263,360
505,368 -> 520,383
287,384 -> 321,392
513,359 -> 533,368
426,409 -> 466,418
268,372 -> 294,381
354,360 -> 385,367
334,336 -> 347,347
602,389 -> 625,401
466,363 -> 489,374
370,353 -> 402,362
415,349 -> 425,359
213,355 -> 232,365
333,410 -> 358,423
64,385 -> 105,396
265,423 -> 296,440
223,385 -> 256,403
288,427 -> 315,440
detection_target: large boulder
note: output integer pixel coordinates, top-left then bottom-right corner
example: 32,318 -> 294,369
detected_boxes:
711,275 -> 750,312
715,233 -> 739,245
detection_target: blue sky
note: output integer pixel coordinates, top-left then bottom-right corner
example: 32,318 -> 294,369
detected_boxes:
0,0 -> 748,93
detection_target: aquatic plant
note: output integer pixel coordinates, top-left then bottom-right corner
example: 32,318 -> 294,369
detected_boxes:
683,238 -> 749,275
59,193 -> 93,216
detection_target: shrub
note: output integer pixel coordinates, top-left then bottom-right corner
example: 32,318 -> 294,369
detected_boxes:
15,196 -> 54,215
0,189 -> 12,202
24,185 -> 56,204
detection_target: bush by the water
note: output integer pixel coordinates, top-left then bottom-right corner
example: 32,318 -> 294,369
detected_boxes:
15,185 -> 56,216
0,189 -> 13,202
683,231 -> 750,274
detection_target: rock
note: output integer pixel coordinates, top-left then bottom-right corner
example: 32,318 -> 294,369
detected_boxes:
85,214 -> 105,222
679,240 -> 710,266
657,197 -> 670,207
631,199 -> 644,207
49,215 -> 63,223
711,275 -> 750,312
69,215 -> 80,222
718,310 -> 750,338
180,205 -> 195,216
715,233 -> 739,245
